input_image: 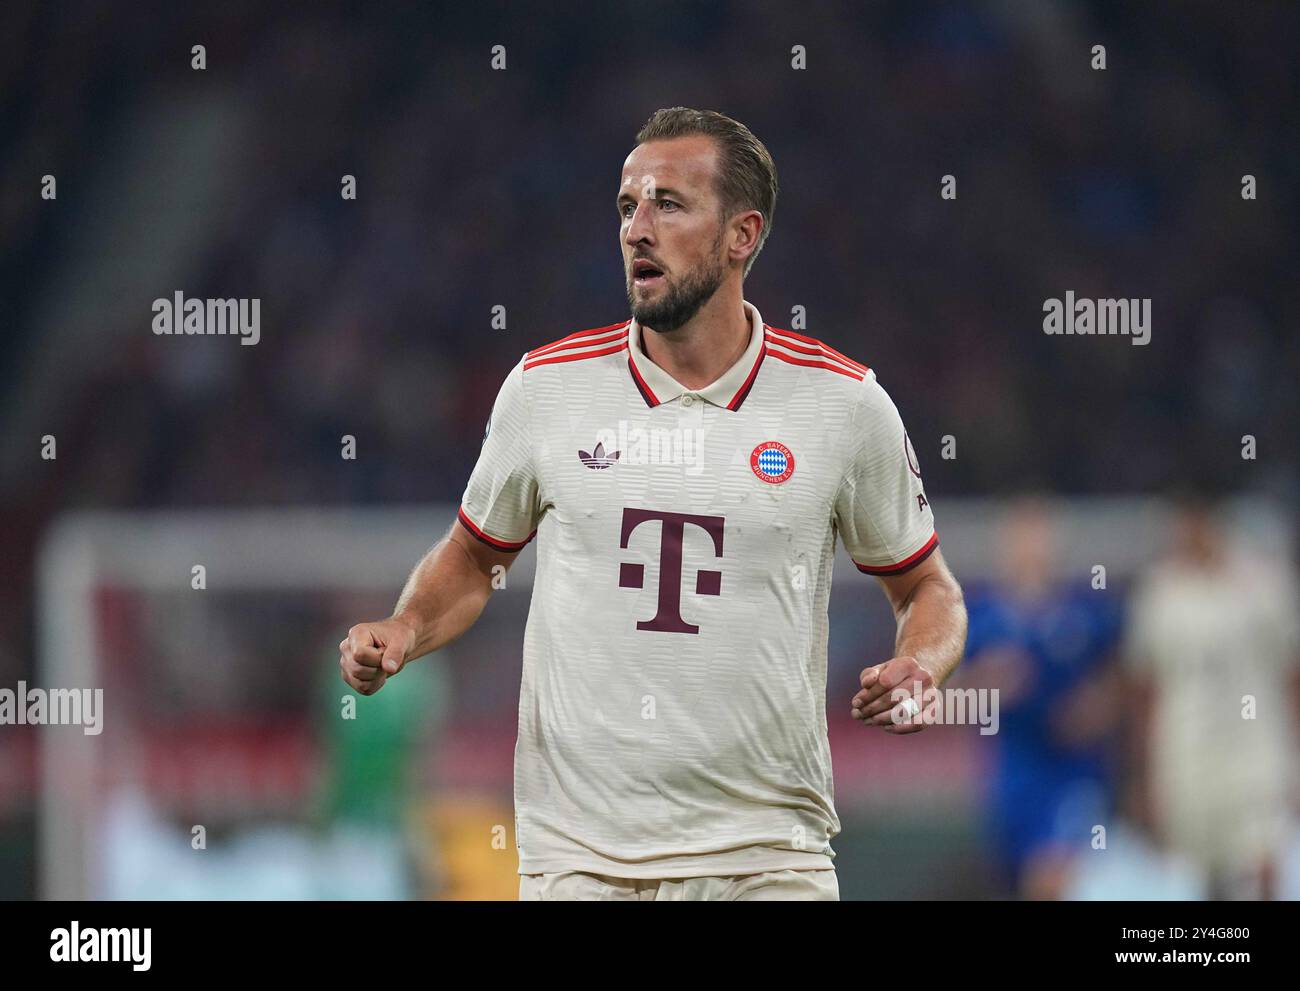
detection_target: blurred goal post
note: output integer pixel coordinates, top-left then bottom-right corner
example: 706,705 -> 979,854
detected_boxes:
35,506 -> 522,899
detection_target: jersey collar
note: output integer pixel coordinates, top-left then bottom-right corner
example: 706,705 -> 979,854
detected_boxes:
627,299 -> 768,412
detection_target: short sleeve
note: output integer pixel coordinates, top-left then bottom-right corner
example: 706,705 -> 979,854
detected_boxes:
457,357 -> 540,552
833,372 -> 938,576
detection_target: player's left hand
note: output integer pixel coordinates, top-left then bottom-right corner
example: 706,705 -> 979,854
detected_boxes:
851,655 -> 933,734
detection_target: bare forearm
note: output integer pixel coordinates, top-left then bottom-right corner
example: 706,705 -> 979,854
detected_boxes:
894,573 -> 968,685
391,534 -> 495,660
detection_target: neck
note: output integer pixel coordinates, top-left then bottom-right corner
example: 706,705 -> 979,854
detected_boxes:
640,284 -> 750,390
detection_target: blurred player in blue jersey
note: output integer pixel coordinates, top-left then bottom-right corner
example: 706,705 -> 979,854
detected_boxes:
959,497 -> 1125,899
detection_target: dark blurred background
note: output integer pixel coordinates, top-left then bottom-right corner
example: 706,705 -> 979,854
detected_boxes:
1,1 -> 1297,900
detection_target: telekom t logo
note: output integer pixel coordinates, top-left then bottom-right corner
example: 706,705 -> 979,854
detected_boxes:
618,508 -> 725,634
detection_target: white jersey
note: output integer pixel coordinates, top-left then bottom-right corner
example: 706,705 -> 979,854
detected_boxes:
459,299 -> 938,877
1124,553 -> 1300,862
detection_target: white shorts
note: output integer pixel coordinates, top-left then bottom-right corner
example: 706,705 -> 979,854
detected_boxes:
518,868 -> 839,901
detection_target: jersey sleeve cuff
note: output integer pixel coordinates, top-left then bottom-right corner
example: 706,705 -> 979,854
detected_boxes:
852,531 -> 939,576
457,506 -> 536,552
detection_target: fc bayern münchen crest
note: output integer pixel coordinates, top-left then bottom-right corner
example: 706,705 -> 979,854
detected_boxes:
750,441 -> 795,484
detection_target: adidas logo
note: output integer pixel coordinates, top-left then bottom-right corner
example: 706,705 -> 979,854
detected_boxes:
578,441 -> 620,469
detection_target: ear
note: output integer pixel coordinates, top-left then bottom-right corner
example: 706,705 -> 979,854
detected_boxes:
728,209 -> 764,267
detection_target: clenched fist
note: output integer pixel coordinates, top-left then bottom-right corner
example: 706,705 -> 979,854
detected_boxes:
850,655 -> 934,734
339,618 -> 418,696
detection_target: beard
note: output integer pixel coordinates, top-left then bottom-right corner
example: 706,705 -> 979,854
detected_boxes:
626,232 -> 727,334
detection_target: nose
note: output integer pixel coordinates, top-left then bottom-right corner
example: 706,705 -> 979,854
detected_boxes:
624,199 -> 655,248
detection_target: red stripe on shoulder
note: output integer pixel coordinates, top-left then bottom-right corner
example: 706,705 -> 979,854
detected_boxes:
526,320 -> 631,360
766,326 -> 869,375
523,339 -> 629,370
766,343 -> 865,380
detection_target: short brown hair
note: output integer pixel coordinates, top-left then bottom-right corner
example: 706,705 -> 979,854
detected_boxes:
634,107 -> 778,277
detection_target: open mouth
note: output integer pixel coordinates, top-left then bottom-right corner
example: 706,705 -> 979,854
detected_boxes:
632,259 -> 665,286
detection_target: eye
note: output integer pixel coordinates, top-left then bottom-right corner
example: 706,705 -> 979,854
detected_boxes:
659,199 -> 679,211
620,202 -> 635,218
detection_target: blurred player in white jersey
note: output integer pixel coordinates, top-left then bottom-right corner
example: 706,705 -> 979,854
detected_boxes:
1124,493 -> 1300,899
339,108 -> 968,900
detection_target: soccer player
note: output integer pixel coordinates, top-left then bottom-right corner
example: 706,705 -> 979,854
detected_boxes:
958,498 -> 1126,899
339,107 -> 968,900
1124,493 -> 1300,900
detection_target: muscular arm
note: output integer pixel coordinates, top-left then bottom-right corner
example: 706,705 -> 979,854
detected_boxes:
392,521 -> 520,659
339,519 -> 521,695
850,549 -> 968,733
878,549 -> 968,685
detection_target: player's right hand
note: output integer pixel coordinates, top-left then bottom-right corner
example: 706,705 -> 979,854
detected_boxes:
339,618 -> 418,696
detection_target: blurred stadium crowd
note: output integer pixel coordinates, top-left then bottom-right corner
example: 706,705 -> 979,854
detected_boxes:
1,2 -> 1297,899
